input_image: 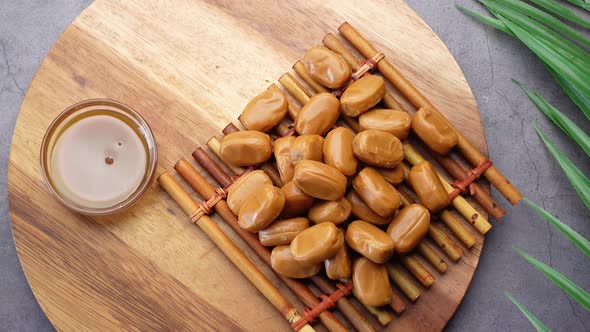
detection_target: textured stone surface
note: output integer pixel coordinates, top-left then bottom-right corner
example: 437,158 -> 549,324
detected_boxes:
1,1 -> 589,331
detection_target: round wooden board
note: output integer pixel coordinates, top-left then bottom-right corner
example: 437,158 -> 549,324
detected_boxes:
8,0 -> 488,331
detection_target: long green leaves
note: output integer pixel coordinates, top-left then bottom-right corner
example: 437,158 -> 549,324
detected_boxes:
524,198 -> 590,257
456,5 -> 513,34
481,0 -> 590,63
534,125 -> 590,210
565,0 -> 590,12
491,0 -> 590,47
505,292 -> 552,332
515,248 -> 590,310
499,17 -> 590,98
546,65 -> 590,120
514,80 -> 590,157
528,0 -> 590,28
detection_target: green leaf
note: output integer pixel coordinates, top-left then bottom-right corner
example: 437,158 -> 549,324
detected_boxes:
564,0 -> 590,12
534,125 -> 590,210
523,198 -> 590,257
514,247 -> 590,311
480,0 -> 590,64
546,65 -> 590,120
456,5 -> 514,35
529,0 -> 590,28
491,0 -> 590,47
498,17 -> 590,98
505,292 -> 552,332
514,80 -> 590,157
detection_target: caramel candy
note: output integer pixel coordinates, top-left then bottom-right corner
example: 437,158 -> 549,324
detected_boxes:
359,109 -> 412,139
291,134 -> 324,164
346,190 -> 391,225
408,161 -> 450,212
227,170 -> 273,215
345,220 -> 395,263
240,88 -> 288,132
353,257 -> 392,306
295,93 -> 340,135
353,167 -> 401,217
303,46 -> 351,89
274,136 -> 296,184
280,181 -> 315,218
411,107 -> 458,155
259,217 -> 310,246
323,127 -> 358,176
308,197 -> 352,225
325,232 -> 352,280
379,165 -> 405,186
220,131 -> 272,167
387,204 -> 430,254
293,160 -> 347,201
340,75 -> 386,117
352,129 -> 403,168
271,245 -> 322,279
290,222 -> 344,264
238,186 -> 285,232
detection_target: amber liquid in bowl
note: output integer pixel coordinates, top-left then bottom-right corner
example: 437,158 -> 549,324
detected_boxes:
40,99 -> 158,215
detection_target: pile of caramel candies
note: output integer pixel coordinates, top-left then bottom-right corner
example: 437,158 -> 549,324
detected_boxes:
218,46 -> 456,308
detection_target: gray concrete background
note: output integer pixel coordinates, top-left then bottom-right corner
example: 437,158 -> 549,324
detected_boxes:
1,1 -> 589,331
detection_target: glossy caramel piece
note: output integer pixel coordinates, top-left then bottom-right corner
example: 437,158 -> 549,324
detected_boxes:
280,181 -> 315,218
290,222 -> 344,264
352,167 -> 401,217
259,217 -> 310,246
238,186 -> 285,233
240,88 -> 288,132
345,220 -> 395,264
220,130 -> 272,167
359,109 -> 412,139
295,93 -> 340,136
379,165 -> 405,186
340,75 -> 386,117
387,204 -> 430,254
271,245 -> 322,279
325,232 -> 352,280
411,107 -> 458,155
323,127 -> 358,176
274,136 -> 295,184
293,160 -> 347,201
303,46 -> 351,89
346,190 -> 391,225
408,161 -> 450,212
290,134 -> 324,164
352,129 -> 403,168
227,170 -> 273,215
308,197 -> 352,225
353,257 -> 392,307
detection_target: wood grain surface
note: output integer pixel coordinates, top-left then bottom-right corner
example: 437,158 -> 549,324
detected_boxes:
8,0 -> 488,330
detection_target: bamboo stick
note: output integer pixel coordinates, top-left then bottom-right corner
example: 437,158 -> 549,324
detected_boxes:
338,22 -> 522,205
389,289 -> 407,315
403,144 -> 492,235
417,242 -> 448,274
386,264 -> 421,302
189,152 -> 378,332
434,154 -> 505,220
400,255 -> 435,288
350,289 -> 392,326
428,223 -> 463,262
279,73 -> 311,104
440,210 -> 477,249
174,159 -> 353,332
158,172 -> 314,332
293,61 -> 330,93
